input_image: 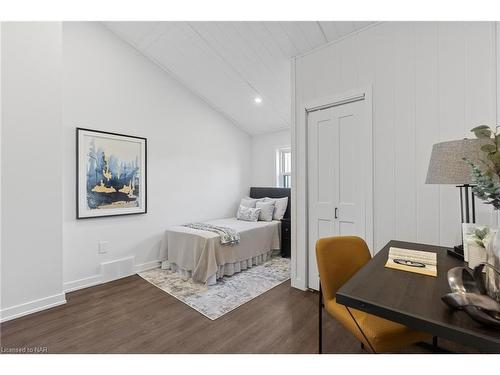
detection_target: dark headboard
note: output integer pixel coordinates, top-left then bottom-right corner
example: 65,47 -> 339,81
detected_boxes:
249,187 -> 291,219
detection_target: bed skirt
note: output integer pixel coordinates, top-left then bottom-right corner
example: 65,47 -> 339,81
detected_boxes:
161,249 -> 280,286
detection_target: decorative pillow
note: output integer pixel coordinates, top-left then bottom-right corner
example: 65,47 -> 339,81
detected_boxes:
236,205 -> 261,222
256,201 -> 275,222
264,196 -> 288,220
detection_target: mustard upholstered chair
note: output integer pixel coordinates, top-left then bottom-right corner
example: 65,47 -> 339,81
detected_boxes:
316,236 -> 431,353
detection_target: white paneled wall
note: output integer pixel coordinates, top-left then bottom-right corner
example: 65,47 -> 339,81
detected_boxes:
292,22 -> 498,289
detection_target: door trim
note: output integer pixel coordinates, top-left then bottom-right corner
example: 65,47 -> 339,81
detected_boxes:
291,85 -> 373,291
305,92 -> 366,113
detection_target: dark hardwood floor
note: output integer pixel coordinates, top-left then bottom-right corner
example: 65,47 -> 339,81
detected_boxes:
0,275 -> 476,354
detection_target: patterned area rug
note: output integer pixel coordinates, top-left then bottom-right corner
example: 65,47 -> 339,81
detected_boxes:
139,256 -> 290,320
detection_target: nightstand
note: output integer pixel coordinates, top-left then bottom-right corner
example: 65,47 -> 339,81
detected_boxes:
280,218 -> 291,258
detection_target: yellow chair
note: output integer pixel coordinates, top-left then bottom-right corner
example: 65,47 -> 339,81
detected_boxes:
316,236 -> 431,353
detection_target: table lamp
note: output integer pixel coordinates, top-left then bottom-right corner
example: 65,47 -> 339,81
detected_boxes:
425,139 -> 485,258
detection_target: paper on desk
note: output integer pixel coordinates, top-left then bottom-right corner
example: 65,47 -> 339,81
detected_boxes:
385,247 -> 437,277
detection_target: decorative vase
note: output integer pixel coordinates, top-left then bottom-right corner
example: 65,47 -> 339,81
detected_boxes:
485,232 -> 500,302
466,242 -> 486,269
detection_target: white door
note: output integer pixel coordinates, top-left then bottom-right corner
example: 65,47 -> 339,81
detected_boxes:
307,99 -> 371,290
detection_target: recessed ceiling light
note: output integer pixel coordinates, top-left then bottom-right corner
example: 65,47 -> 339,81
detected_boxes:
254,96 -> 263,104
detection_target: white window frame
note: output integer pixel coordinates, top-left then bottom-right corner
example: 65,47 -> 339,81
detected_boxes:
276,146 -> 291,188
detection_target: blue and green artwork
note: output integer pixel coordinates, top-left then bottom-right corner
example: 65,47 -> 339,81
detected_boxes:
85,135 -> 142,210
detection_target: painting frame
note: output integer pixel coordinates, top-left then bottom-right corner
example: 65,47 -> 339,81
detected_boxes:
76,127 -> 147,219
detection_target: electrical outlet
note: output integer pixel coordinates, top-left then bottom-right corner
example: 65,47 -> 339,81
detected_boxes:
98,241 -> 109,254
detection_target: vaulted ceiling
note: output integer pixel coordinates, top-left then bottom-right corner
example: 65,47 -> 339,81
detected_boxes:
104,21 -> 374,135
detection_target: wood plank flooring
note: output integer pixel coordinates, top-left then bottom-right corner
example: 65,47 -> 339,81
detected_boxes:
0,275 -> 476,354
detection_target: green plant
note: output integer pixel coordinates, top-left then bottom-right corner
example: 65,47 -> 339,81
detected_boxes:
466,126 -> 500,210
470,227 -> 490,248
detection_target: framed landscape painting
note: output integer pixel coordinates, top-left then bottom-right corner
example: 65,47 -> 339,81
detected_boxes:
76,128 -> 147,219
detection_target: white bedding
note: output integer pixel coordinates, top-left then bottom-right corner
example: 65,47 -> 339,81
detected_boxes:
159,218 -> 281,284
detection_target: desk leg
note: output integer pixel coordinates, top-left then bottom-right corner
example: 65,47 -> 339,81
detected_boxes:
416,337 -> 453,353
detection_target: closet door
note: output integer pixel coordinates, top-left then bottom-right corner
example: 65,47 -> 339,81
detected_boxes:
335,100 -> 367,239
307,107 -> 338,291
307,99 -> 368,290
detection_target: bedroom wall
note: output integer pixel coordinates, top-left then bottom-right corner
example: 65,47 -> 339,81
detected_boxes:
1,22 -> 65,321
0,22 -> 3,320
251,129 -> 290,187
62,22 -> 251,291
292,21 -> 499,289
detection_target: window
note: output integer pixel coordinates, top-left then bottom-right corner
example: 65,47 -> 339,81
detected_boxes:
277,147 -> 291,188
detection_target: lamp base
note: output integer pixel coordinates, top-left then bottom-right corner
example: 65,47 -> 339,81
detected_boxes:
448,244 -> 465,260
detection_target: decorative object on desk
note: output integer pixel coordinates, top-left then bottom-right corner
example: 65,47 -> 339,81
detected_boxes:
484,233 -> 500,302
442,266 -> 500,327
465,125 -> 500,209
464,125 -> 500,302
385,247 -> 437,277
77,128 -> 147,219
462,223 -> 495,269
426,138 -> 485,259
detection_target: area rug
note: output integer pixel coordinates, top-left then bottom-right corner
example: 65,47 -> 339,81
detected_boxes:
139,256 -> 290,320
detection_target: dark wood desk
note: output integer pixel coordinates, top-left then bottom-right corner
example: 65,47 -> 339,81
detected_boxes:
336,240 -> 500,353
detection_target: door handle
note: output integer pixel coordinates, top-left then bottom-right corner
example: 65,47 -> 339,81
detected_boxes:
334,207 -> 339,219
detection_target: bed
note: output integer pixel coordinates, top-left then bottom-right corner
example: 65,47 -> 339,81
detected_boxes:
159,187 -> 291,285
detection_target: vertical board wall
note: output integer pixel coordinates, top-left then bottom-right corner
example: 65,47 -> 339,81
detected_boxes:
292,22 -> 498,289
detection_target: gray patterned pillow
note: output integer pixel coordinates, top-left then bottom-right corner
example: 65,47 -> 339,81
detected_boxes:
236,205 -> 261,222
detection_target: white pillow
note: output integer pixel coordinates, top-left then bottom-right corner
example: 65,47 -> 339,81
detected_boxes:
256,201 -> 275,222
239,197 -> 265,208
264,196 -> 288,220
236,205 -> 261,222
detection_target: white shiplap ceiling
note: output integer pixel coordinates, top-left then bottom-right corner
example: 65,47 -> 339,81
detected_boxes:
104,21 -> 374,135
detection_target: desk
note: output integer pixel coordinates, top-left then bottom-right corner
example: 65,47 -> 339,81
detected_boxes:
336,240 -> 500,353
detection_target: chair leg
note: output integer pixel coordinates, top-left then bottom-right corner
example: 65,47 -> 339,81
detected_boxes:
345,306 -> 377,354
361,342 -> 365,350
319,281 -> 323,354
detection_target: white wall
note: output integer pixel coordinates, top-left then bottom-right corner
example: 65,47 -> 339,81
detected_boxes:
251,129 -> 290,187
292,22 -> 499,289
62,22 -> 252,290
1,22 -> 65,321
0,21 -> 3,320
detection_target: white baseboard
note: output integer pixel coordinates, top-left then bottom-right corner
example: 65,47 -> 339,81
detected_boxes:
1,260 -> 162,323
63,260 -> 161,294
134,260 -> 161,273
63,274 -> 102,293
291,277 -> 307,291
0,293 -> 66,323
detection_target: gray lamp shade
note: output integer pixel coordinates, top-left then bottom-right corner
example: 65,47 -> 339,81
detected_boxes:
425,139 -> 486,185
